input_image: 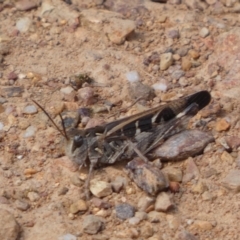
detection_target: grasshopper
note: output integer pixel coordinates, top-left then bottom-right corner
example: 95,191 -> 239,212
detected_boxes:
33,90 -> 211,198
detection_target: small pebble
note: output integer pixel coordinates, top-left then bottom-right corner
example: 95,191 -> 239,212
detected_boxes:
69,199 -> 88,214
0,97 -> 7,104
188,49 -> 200,59
191,220 -> 213,230
169,0 -> 181,4
167,29 -> 180,39
27,191 -> 40,202
15,199 -> 30,211
18,73 -> 26,79
128,81 -> 155,101
220,151 -> 233,164
26,72 -> 35,79
2,87 -> 23,98
173,54 -> 180,61
23,105 -> 38,114
225,136 -> 240,149
181,57 -> 192,71
205,0 -> 216,4
95,209 -> 110,218
140,222 -> 154,238
202,191 -> 214,201
152,82 -> 168,92
215,118 -> 230,132
126,71 -> 140,83
23,126 -> 36,138
137,196 -> 155,212
171,70 -> 185,80
8,72 -> 18,81
91,198 -> 111,209
160,52 -> 173,71
111,176 -> 127,193
222,169 -> 240,192
82,215 -> 104,234
169,182 -> 180,193
78,87 -> 94,104
182,158 -> 200,183
58,233 -> 77,240
58,187 -> 69,196
148,211 -> 165,223
60,86 -> 74,95
158,15 -> 167,23
166,215 -> 181,230
179,77 -> 188,87
115,203 -> 135,220
199,27 -> 210,38
162,166 -> 182,182
191,180 -> 208,194
135,211 -> 148,221
155,192 -> 173,212
70,174 -> 84,187
0,209 -> 20,240
176,47 -> 189,57
16,17 -> 32,33
90,179 -> 112,198
128,217 -> 141,225
15,0 -> 38,11
24,168 -> 38,175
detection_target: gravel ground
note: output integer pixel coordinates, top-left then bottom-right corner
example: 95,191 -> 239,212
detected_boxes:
0,0 -> 240,240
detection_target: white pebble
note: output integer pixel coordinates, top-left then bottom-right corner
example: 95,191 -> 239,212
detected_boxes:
16,17 -> 32,33
152,82 -> 168,92
187,219 -> 194,225
18,73 -> 26,79
126,71 -> 140,83
58,234 -> 77,240
60,86 -> 74,95
17,155 -> 23,160
24,126 -> 36,138
0,122 -> 4,131
23,105 -> 38,114
128,217 -> 141,225
199,27 -> 210,38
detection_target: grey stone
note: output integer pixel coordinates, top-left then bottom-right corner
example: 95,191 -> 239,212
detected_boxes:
222,169 -> 240,192
23,105 -> 38,114
82,215 -> 104,234
125,159 -> 169,196
0,209 -> 20,240
115,203 -> 135,220
154,130 -> 214,161
1,87 -> 23,98
15,199 -> 30,211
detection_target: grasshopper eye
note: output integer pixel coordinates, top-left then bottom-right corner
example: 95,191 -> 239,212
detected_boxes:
74,135 -> 83,147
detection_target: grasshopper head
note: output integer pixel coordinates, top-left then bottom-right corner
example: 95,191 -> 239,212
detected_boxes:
64,128 -> 88,165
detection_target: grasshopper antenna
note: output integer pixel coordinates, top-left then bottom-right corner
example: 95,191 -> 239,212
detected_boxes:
32,99 -> 69,140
